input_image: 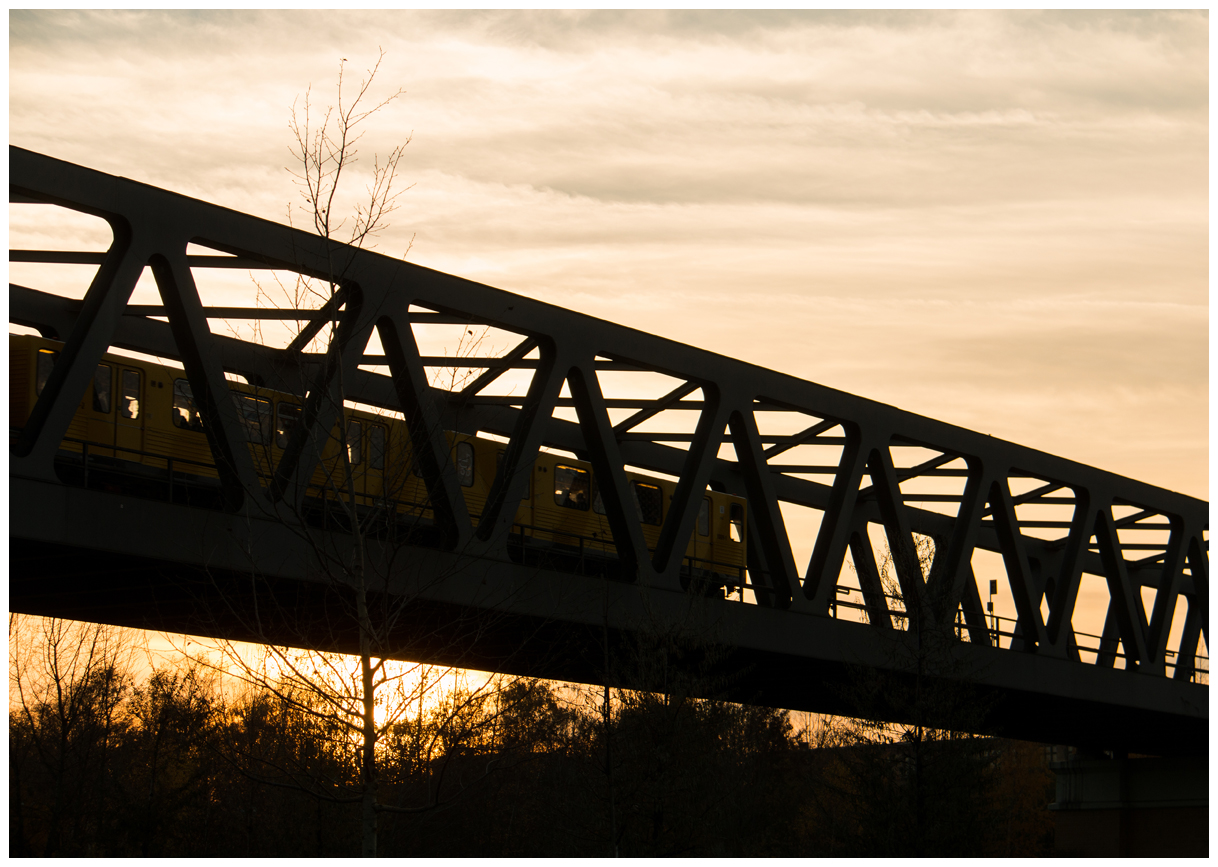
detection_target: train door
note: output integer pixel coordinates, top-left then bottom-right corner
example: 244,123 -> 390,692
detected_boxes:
345,418 -> 365,502
498,449 -> 532,532
232,392 -> 273,476
632,481 -> 664,552
726,502 -> 746,590
552,462 -> 592,546
115,367 -> 144,460
30,345 -> 94,449
453,440 -> 477,517
367,422 -> 387,507
34,346 -> 57,411
693,495 -> 713,574
85,361 -> 115,458
274,400 -> 301,471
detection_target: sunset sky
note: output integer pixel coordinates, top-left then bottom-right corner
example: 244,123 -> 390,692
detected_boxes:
8,11 -> 1209,651
11,9 -> 1207,503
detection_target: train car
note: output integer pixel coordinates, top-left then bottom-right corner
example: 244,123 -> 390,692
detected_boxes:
10,333 -> 748,594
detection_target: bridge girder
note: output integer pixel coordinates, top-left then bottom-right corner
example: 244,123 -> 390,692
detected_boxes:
9,146 -> 1208,754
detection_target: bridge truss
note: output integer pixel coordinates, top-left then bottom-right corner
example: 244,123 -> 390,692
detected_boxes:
9,146 -> 1208,755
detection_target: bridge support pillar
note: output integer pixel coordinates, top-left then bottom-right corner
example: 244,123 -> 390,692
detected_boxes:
1049,753 -> 1208,856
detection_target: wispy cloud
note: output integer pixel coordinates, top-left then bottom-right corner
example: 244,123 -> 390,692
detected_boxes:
9,9 -> 1207,498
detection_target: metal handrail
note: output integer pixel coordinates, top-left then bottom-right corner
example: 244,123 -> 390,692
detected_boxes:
828,584 -> 1208,681
55,434 -> 216,470
51,434 -> 219,499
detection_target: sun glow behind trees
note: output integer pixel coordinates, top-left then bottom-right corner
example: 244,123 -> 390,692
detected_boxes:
10,616 -> 477,736
10,612 -> 1062,857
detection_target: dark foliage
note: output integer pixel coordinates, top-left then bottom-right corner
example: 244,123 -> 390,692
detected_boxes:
10,623 -> 1055,858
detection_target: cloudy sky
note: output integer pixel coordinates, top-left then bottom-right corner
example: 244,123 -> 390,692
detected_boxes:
10,9 -> 1207,508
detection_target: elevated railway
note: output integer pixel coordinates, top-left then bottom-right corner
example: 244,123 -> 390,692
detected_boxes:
9,146 -> 1208,755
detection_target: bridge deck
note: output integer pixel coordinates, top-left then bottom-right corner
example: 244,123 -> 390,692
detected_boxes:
10,475 -> 1206,755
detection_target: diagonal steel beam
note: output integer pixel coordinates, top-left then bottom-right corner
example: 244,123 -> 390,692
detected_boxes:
150,252 -> 262,508
284,286 -> 348,355
474,343 -> 567,550
1093,505 -> 1151,671
1045,487 -> 1092,653
458,336 -> 539,398
1143,517 -> 1186,677
728,406 -> 802,610
651,388 -> 731,585
611,380 -> 700,434
989,477 -> 1052,653
925,463 -> 987,626
566,360 -> 656,583
376,311 -> 473,550
803,429 -> 868,612
12,228 -> 141,479
848,526 -> 893,629
762,418 -> 838,460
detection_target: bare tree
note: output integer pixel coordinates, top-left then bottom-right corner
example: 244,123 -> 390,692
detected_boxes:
806,536 -> 1003,856
184,50 -> 522,857
9,615 -> 135,856
243,50 -> 412,351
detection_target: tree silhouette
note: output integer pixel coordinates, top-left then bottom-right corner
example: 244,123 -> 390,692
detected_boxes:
180,50 -> 534,857
798,535 -> 1047,856
9,616 -> 134,856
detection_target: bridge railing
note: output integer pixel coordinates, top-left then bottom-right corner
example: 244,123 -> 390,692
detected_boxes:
24,424 -> 1209,686
828,584 -> 1208,684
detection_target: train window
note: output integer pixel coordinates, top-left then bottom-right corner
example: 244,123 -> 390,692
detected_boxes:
633,483 -> 663,526
233,393 -> 272,443
36,349 -> 57,396
119,370 -> 141,419
276,402 -> 301,448
370,425 -> 386,471
172,379 -> 204,431
729,503 -> 745,543
92,364 -> 112,413
346,420 -> 363,465
456,442 -> 474,486
698,497 -> 710,537
496,451 -> 530,499
554,465 -> 590,510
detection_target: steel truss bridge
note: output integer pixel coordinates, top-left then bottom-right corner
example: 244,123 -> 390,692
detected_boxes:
9,147 -> 1208,756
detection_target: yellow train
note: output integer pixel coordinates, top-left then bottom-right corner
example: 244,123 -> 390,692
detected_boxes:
10,334 -> 748,593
